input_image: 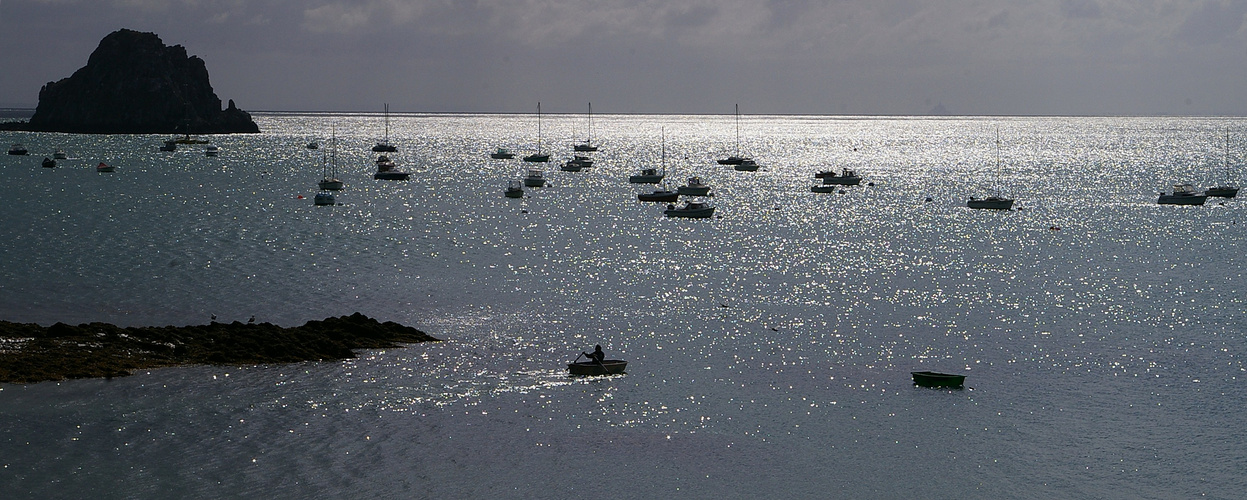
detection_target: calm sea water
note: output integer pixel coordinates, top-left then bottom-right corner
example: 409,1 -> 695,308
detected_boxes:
2,113 -> 1245,498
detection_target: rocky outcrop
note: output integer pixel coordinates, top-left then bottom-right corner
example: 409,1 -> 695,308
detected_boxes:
1,29 -> 258,134
0,313 -> 439,384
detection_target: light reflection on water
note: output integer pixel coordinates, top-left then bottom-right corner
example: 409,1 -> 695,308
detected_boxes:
2,114 -> 1247,498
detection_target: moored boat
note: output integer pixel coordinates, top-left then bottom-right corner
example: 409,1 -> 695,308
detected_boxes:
638,188 -> 679,202
523,102 -> 550,162
967,196 -> 1014,210
523,168 -> 547,187
677,176 -> 712,196
912,371 -> 966,388
205,144 -> 220,157
490,148 -> 516,159
1157,184 -> 1207,205
560,156 -> 594,171
318,132 -> 344,190
8,143 -> 29,155
816,168 -> 861,185
313,191 -> 336,206
1206,129 -> 1239,198
968,128 -> 1015,210
733,158 -> 760,171
664,201 -> 715,218
53,150 -> 68,160
371,103 -> 398,152
573,102 -> 598,152
505,179 -> 524,198
567,360 -> 627,376
629,168 -> 664,184
159,140 -> 177,152
373,155 -> 410,180
96,162 -> 115,173
41,157 -> 56,168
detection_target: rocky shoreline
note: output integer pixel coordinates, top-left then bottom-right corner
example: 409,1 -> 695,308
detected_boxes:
0,313 -> 438,384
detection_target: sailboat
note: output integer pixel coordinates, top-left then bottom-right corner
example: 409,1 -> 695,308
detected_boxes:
1206,128 -> 1239,198
574,102 -> 598,152
318,128 -> 344,191
967,128 -> 1015,210
523,102 -> 551,162
371,103 -> 398,153
717,104 -> 750,165
630,127 -> 667,183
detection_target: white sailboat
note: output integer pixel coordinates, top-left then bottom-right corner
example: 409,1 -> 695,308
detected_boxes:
371,103 -> 397,153
1206,128 -> 1239,198
574,102 -> 598,152
523,102 -> 551,162
968,128 -> 1015,210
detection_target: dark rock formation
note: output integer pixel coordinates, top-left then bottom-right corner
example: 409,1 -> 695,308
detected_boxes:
0,313 -> 439,384
0,29 -> 259,134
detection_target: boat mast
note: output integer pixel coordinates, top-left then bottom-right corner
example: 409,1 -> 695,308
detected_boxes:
661,126 -> 666,176
537,102 -> 543,154
735,103 -> 740,157
588,102 -> 593,145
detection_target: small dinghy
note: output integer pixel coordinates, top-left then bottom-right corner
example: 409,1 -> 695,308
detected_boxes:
911,371 -> 966,388
567,359 -> 628,376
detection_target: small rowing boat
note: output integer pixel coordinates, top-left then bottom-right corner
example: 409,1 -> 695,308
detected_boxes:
911,371 -> 965,388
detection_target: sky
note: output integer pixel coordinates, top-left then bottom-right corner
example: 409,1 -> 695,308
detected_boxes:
1,0 -> 1246,115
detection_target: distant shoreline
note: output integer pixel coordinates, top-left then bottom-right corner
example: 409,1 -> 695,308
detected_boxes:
0,313 -> 439,384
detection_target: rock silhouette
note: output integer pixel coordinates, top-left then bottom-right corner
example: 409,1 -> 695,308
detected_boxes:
2,29 -> 259,134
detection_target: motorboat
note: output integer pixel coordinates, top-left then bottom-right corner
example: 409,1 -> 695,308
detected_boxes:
505,179 -> 525,198
967,196 -> 1014,210
815,168 -> 861,185
371,103 -> 398,152
373,155 -> 410,180
637,188 -> 679,202
490,148 -> 516,159
523,102 -> 550,162
205,144 -> 220,157
53,150 -> 68,160
523,168 -> 547,187
8,143 -> 29,155
313,191 -> 336,206
567,359 -> 627,376
306,141 -> 319,150
1157,184 -> 1207,205
159,140 -> 177,152
911,371 -> 965,388
96,162 -> 115,173
677,176 -> 712,196
41,157 -> 56,168
629,168 -> 664,184
733,159 -> 760,171
573,102 -> 598,152
1206,185 -> 1239,198
717,156 -> 747,166
664,201 -> 716,218
560,156 -> 593,171
810,179 -> 845,193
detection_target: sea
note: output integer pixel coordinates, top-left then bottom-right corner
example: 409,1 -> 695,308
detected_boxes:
1,113 -> 1245,499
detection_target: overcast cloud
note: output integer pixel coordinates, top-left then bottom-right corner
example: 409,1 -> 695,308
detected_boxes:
1,0 -> 1245,115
